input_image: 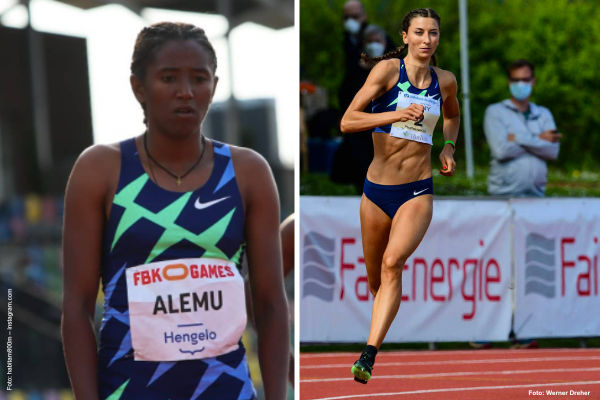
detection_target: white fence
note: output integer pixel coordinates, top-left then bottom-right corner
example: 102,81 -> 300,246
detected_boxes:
300,197 -> 600,342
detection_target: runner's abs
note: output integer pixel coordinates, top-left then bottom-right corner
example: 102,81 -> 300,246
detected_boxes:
368,136 -> 432,185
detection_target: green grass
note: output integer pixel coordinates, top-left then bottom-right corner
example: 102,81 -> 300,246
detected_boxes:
300,172 -> 357,196
545,168 -> 600,197
301,167 -> 600,197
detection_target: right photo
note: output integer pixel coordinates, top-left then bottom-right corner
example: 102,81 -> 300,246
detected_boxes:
299,1 -> 600,399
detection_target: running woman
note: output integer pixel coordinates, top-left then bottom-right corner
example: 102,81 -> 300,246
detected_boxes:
61,22 -> 289,399
340,8 -> 460,383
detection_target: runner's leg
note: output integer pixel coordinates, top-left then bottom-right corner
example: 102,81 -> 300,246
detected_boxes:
367,194 -> 433,348
359,194 -> 392,297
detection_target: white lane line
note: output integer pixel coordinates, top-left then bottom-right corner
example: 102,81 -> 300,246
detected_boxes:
301,366 -> 600,383
302,355 -> 600,369
309,380 -> 600,400
301,348 -> 599,359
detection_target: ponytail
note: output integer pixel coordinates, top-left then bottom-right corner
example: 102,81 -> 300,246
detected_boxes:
361,44 -> 437,68
361,44 -> 407,68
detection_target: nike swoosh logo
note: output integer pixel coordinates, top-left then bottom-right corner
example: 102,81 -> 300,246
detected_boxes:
413,188 -> 429,196
194,196 -> 230,210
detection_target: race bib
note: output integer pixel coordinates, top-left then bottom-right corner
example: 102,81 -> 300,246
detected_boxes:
126,258 -> 246,361
390,92 -> 441,145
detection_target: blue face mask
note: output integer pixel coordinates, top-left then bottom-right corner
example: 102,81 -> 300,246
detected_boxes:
509,81 -> 532,100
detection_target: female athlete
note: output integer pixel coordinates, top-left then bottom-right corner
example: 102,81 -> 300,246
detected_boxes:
340,8 -> 460,384
61,22 -> 289,399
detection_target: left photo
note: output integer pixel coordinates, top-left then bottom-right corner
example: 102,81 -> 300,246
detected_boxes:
0,1 -> 295,399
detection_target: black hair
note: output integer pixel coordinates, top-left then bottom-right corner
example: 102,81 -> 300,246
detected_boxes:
131,22 -> 217,125
507,59 -> 535,77
362,8 -> 441,67
131,21 -> 217,81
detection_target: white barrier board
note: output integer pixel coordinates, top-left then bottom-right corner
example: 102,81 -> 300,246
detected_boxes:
300,197 -> 513,342
512,198 -> 600,338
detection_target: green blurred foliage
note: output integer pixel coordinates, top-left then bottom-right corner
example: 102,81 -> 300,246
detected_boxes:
301,168 -> 600,197
300,0 -> 600,170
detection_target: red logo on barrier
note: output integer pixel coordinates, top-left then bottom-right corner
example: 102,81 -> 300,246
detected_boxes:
339,237 -> 503,320
561,237 -> 599,297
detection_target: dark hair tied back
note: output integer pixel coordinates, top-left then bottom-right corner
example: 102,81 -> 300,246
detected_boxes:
130,22 -> 217,125
130,21 -> 217,81
362,8 -> 440,67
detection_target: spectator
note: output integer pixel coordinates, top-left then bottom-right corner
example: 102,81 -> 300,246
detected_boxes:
334,3 -> 397,192
484,59 -> 561,197
478,58 -> 561,350
359,24 -> 389,69
333,24 -> 396,193
339,1 -> 396,112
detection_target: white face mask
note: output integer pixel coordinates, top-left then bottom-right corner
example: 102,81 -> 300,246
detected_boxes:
365,42 -> 385,58
344,18 -> 361,34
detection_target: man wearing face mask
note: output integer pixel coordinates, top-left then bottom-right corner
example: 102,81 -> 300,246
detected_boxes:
333,2 -> 396,192
339,1 -> 395,112
339,0 -> 369,113
484,59 -> 562,197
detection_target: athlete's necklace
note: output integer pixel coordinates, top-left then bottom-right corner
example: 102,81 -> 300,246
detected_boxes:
143,132 -> 206,186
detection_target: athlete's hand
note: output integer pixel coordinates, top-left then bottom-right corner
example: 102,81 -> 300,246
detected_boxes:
396,103 -> 424,122
439,144 -> 456,177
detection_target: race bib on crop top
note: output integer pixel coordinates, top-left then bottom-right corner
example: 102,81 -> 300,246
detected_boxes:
390,92 -> 441,145
126,257 -> 246,361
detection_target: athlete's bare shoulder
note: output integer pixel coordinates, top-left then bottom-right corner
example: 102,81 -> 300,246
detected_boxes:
369,58 -> 401,83
227,144 -> 277,215
68,142 -> 121,199
432,67 -> 457,90
432,66 -> 458,100
74,143 -> 120,175
361,58 -> 401,97
78,142 -> 120,160
228,144 -> 270,177
372,58 -> 400,74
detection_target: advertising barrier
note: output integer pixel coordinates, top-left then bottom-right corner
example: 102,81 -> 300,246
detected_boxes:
513,198 -> 600,339
300,197 -> 600,343
300,197 -> 513,342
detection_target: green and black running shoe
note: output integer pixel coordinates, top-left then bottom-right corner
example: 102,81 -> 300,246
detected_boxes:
351,355 -> 373,384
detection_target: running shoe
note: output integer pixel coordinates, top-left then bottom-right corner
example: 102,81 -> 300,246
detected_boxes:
351,354 -> 373,384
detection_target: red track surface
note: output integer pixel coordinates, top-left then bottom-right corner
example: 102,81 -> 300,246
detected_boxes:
300,348 -> 600,399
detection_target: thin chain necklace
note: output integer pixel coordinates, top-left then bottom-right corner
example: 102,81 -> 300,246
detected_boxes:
143,132 -> 207,186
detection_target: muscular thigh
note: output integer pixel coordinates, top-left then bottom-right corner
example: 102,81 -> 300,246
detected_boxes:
360,195 -> 392,290
384,194 -> 433,264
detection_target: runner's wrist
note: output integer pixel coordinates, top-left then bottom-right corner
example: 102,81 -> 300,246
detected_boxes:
443,140 -> 455,153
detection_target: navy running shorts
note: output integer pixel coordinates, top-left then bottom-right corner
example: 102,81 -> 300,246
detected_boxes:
363,177 -> 433,219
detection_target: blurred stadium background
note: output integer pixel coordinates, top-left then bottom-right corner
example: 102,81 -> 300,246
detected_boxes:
0,0 -> 295,398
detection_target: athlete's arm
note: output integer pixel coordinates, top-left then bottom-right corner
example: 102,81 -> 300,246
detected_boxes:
235,148 -> 289,400
245,213 -> 295,386
280,214 -> 294,279
62,145 -> 115,400
279,213 -> 295,386
437,69 -> 460,176
340,59 -> 424,133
